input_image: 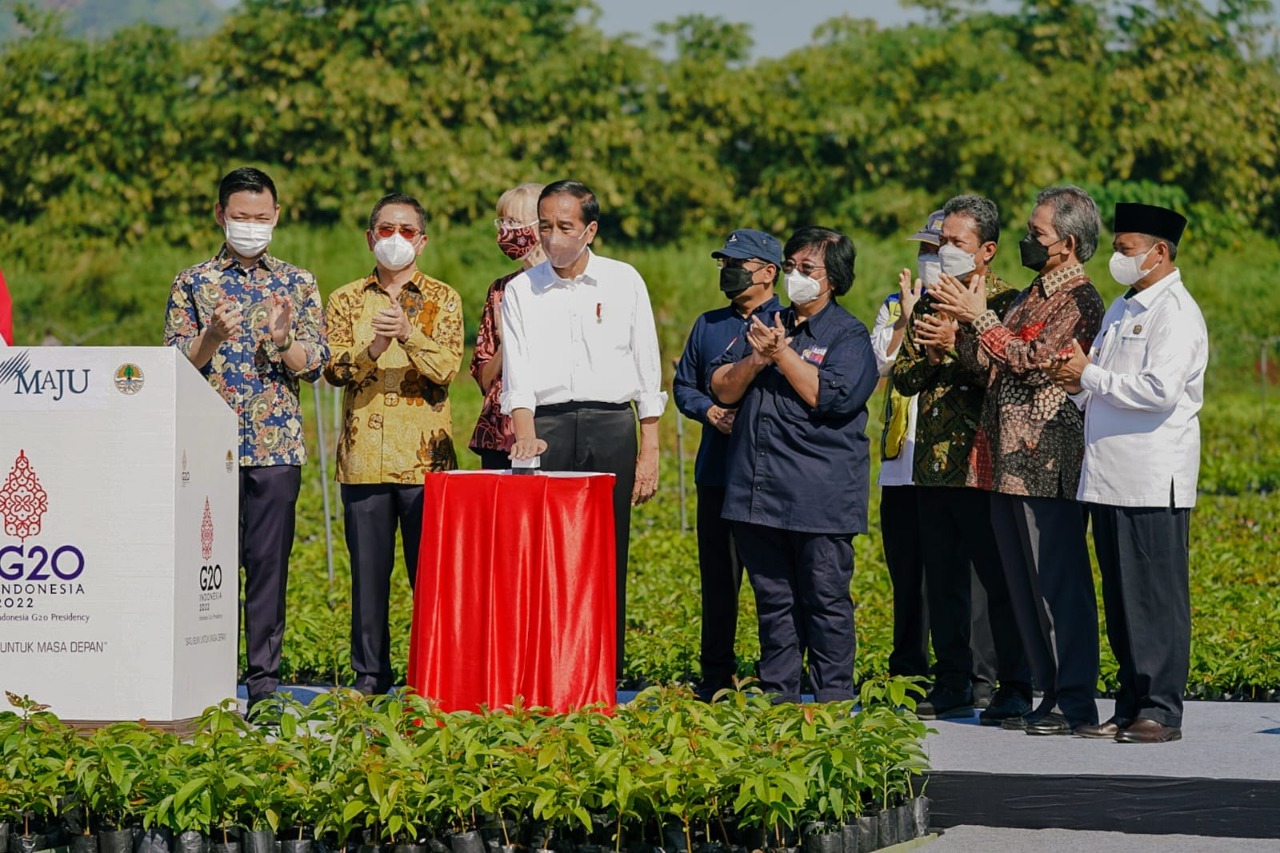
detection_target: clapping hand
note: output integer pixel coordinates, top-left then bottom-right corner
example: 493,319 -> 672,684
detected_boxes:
267,294 -> 293,348
930,272 -> 986,324
370,299 -> 411,357
897,268 -> 923,318
209,299 -> 244,343
747,314 -> 792,361
1041,338 -> 1090,394
914,313 -> 959,364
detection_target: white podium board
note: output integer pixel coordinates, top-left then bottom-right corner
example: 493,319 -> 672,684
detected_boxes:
0,347 -> 239,727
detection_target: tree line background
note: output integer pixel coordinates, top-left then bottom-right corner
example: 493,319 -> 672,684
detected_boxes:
1,0 -> 1278,254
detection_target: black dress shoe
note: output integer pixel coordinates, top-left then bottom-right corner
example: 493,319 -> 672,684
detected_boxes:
972,682 -> 994,710
915,686 -> 974,720
1115,717 -> 1182,744
1025,712 -> 1073,736
1002,700 -> 1050,730
1074,717 -> 1131,739
979,687 -> 1032,726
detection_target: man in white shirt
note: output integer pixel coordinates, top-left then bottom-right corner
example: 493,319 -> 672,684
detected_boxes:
502,180 -> 667,680
1045,202 -> 1207,744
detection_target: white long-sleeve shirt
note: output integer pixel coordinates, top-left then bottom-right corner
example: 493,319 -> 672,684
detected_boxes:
1071,269 -> 1208,508
871,294 -> 918,488
500,251 -> 668,419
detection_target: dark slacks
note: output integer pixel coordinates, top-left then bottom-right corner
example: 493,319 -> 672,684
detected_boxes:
970,567 -> 998,690
535,402 -> 637,678
476,448 -> 512,470
342,483 -> 424,694
238,464 -> 302,698
695,484 -> 743,690
918,487 -> 1031,694
733,521 -> 856,703
1090,502 -> 1191,727
990,492 -> 1099,725
880,485 -> 929,678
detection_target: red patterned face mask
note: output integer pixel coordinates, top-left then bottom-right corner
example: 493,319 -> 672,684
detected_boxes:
497,225 -> 539,261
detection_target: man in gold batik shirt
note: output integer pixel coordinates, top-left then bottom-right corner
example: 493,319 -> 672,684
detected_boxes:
324,192 -> 464,695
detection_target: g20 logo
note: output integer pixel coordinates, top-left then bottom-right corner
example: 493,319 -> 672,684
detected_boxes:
199,564 -> 223,591
0,450 -> 87,583
0,544 -> 86,581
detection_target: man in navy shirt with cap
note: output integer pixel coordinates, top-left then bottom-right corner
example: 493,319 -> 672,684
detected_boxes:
674,228 -> 783,700
710,226 -> 878,703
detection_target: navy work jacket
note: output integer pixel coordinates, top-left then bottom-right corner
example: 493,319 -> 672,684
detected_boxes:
710,300 -> 878,536
673,295 -> 782,487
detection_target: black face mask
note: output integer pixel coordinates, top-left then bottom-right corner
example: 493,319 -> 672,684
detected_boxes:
719,266 -> 755,298
1019,233 -> 1066,273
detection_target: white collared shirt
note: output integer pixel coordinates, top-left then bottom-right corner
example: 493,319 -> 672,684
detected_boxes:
500,251 -> 668,419
870,295 -> 918,487
1071,269 -> 1208,508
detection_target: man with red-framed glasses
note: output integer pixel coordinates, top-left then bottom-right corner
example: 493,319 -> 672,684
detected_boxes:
324,192 -> 464,696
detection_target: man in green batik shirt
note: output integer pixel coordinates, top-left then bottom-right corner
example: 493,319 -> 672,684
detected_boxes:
891,193 -> 1030,726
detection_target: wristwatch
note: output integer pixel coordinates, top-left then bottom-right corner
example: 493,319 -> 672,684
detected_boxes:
275,331 -> 295,354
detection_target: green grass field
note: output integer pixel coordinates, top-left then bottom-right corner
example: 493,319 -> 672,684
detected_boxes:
6,223 -> 1278,696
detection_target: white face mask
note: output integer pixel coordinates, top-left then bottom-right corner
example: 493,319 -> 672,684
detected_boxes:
1108,245 -> 1156,286
373,233 -> 417,271
785,268 -> 823,305
937,243 -> 976,279
223,220 -> 273,258
917,252 -> 941,286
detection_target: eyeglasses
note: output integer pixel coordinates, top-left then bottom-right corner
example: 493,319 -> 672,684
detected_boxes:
374,224 -> 421,240
782,260 -> 825,277
716,257 -> 766,270
495,217 -> 537,231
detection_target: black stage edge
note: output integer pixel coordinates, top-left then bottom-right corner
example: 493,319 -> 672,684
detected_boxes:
925,770 -> 1280,839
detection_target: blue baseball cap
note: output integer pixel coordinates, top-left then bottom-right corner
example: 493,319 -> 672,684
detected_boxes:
711,229 -> 784,268
908,209 -> 945,245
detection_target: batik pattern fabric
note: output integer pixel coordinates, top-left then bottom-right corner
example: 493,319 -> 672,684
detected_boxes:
891,276 -> 1018,487
324,270 -> 464,484
959,263 -> 1106,498
163,248 -> 327,467
468,271 -> 520,453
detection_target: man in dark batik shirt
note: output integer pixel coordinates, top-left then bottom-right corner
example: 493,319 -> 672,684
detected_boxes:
933,185 -> 1106,738
893,193 -> 1031,727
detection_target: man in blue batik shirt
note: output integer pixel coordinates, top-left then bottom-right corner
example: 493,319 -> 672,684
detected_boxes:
673,228 -> 783,700
710,226 -> 878,703
164,166 -> 328,714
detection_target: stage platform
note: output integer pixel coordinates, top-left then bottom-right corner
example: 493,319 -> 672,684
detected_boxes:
922,698 -> 1280,840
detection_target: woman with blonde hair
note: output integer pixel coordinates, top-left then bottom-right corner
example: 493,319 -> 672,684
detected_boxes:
468,183 -> 546,468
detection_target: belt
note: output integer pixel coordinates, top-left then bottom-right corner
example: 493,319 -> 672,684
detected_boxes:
536,400 -> 634,415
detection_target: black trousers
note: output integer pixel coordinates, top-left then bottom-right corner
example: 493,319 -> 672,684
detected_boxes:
1091,502 -> 1191,727
535,402 -> 637,678
733,521 -> 856,703
238,464 -> 301,698
880,485 -> 929,678
342,483 -> 424,694
970,565 -> 998,689
990,492 -> 1099,725
695,484 -> 742,690
918,487 -> 1031,694
476,448 -> 512,470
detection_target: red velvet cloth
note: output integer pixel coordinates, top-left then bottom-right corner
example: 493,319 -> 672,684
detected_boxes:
407,471 -> 617,713
0,269 -> 12,345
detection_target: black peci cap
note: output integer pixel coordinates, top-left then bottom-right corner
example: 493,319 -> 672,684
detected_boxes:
1113,203 -> 1187,246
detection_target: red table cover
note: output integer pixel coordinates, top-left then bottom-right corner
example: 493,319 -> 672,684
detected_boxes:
407,470 -> 617,713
